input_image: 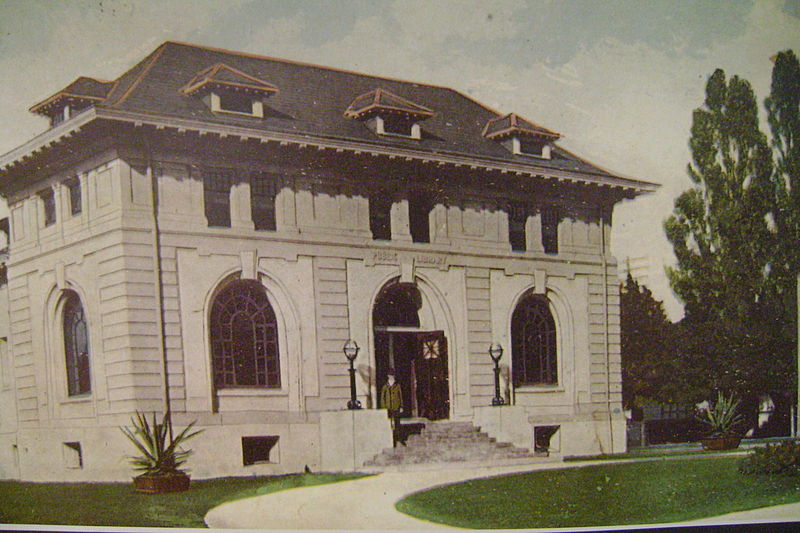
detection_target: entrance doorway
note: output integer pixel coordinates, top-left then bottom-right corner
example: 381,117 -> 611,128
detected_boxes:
373,282 -> 450,420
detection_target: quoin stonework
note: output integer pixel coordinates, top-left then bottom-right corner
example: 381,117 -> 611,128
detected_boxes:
0,41 -> 656,481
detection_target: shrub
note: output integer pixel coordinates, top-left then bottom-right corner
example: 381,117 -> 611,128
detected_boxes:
120,411 -> 203,476
696,391 -> 743,438
739,440 -> 800,476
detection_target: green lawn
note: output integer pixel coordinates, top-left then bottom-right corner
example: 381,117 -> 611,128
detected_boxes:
396,456 -> 800,529
0,473 -> 365,528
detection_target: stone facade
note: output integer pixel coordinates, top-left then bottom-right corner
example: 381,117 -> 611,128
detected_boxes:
0,42 -> 654,481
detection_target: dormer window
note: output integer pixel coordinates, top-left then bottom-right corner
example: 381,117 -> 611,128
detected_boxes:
182,63 -> 277,119
515,137 -> 552,159
29,77 -> 114,129
483,113 -> 560,160
345,88 -> 433,140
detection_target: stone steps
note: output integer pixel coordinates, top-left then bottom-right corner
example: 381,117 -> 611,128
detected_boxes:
362,420 -> 551,471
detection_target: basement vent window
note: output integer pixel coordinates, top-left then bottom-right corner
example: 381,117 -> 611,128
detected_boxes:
533,426 -> 560,455
63,442 -> 83,469
242,436 -> 279,466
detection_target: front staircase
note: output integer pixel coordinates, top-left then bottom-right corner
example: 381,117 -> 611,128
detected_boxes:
362,420 -> 554,472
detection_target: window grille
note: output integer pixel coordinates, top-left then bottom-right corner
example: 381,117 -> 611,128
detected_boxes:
210,280 -> 280,388
251,172 -> 278,231
511,295 -> 557,386
541,208 -> 559,254
508,202 -> 528,252
408,194 -> 431,243
203,169 -> 233,227
369,194 -> 392,240
40,189 -> 56,227
66,178 -> 82,216
63,291 -> 90,396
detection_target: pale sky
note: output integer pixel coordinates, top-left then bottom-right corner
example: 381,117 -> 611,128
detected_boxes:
1,0 -> 799,319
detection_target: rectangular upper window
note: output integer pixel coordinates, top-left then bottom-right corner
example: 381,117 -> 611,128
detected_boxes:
369,194 -> 392,240
39,188 -> 56,227
541,208 -> 559,254
408,194 -> 432,244
251,172 -> 278,231
508,202 -> 528,252
203,169 -> 233,227
66,178 -> 82,216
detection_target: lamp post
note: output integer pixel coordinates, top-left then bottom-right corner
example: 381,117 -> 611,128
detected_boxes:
489,343 -> 505,406
343,339 -> 362,410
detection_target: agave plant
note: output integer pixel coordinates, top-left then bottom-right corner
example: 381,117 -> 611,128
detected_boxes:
120,411 -> 203,476
696,391 -> 744,438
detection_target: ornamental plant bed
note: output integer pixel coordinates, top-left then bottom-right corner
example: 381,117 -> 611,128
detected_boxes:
132,472 -> 191,494
700,436 -> 741,451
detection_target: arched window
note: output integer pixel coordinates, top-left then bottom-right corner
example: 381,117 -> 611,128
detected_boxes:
511,294 -> 557,386
373,282 -> 421,328
63,291 -> 90,396
210,280 -> 280,388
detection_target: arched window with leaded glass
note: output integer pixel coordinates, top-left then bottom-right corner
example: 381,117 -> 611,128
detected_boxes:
63,290 -> 91,396
210,280 -> 281,388
511,294 -> 557,386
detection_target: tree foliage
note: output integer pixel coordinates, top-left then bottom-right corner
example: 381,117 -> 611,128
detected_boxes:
620,274 -> 675,407
665,69 -> 774,323
766,50 -> 800,340
664,61 -> 798,406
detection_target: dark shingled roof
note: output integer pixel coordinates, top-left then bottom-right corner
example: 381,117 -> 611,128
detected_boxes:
30,76 -> 115,114
344,88 -> 434,120
30,41 -> 628,180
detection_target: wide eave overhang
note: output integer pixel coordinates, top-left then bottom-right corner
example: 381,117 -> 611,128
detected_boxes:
0,108 -> 659,197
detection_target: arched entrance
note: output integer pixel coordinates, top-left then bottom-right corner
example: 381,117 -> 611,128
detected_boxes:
373,281 -> 449,420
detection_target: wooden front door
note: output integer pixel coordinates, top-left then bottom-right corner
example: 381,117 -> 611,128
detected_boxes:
414,331 -> 449,420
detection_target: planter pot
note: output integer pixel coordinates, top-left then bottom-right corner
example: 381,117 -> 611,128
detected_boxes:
133,472 -> 191,494
700,436 -> 741,451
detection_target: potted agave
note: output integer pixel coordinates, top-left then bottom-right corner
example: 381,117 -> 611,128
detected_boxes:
120,411 -> 203,494
696,391 -> 744,451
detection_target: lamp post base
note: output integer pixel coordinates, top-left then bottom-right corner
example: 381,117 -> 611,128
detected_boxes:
347,399 -> 362,410
492,397 -> 505,406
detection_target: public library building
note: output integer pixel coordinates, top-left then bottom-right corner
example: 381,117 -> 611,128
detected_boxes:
0,42 -> 655,481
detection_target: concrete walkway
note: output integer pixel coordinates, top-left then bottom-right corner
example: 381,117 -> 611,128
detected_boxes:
204,459 -> 800,530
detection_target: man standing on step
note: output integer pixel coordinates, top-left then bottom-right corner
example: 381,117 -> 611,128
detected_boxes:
380,370 -> 404,447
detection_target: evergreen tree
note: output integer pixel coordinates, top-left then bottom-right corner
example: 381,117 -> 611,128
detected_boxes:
665,69 -> 775,324
620,274 -> 676,408
766,50 -> 800,342
665,68 -> 794,406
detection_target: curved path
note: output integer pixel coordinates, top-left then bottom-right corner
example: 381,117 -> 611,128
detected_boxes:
205,459 -> 799,530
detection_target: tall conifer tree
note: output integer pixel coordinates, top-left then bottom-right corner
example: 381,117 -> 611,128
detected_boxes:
665,69 -> 774,324
664,68 -> 793,408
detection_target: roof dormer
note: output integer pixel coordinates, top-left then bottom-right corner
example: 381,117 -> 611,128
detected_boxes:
30,77 -> 115,128
344,88 -> 433,140
181,63 -> 278,118
483,113 -> 561,159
